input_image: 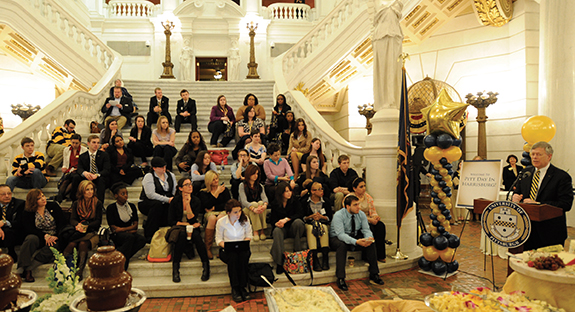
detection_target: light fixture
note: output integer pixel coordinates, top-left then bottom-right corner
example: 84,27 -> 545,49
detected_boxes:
214,70 -> 222,80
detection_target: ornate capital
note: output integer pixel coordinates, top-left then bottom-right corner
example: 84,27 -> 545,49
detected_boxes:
473,0 -> 513,27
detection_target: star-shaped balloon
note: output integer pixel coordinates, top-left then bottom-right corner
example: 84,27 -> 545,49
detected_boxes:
421,89 -> 469,137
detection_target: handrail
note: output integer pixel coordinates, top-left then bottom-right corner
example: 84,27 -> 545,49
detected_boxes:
0,0 -> 122,182
108,0 -> 157,18
267,3 -> 311,21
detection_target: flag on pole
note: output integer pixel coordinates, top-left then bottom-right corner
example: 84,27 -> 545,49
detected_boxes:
396,66 -> 414,228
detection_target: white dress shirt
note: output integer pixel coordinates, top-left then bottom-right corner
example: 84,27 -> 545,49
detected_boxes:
215,215 -> 253,246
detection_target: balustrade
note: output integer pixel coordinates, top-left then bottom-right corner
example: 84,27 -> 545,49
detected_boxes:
108,0 -> 156,18
268,3 -> 311,21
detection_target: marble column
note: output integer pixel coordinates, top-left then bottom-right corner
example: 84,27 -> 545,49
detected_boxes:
538,0 -> 575,225
162,0 -> 179,12
245,0 -> 260,15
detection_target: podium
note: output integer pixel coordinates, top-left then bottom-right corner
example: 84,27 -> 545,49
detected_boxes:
473,198 -> 564,275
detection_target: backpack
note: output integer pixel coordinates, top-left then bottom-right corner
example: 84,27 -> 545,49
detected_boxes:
247,263 -> 276,292
147,227 -> 172,262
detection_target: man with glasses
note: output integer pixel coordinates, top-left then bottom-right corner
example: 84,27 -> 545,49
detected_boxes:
0,184 -> 25,261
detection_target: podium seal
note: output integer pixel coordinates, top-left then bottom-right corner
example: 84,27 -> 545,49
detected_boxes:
481,201 -> 531,248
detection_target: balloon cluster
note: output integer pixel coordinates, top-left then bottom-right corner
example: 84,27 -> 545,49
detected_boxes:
520,115 -> 557,167
418,133 -> 462,275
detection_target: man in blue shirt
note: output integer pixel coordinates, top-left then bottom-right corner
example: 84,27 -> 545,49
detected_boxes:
329,194 -> 384,290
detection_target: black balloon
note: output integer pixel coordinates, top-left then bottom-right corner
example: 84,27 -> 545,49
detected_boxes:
439,181 -> 447,187
430,168 -> 439,175
433,236 -> 448,250
448,235 -> 460,248
446,260 -> 459,273
446,192 -> 452,197
438,203 -> 447,210
442,231 -> 451,238
447,169 -> 454,176
433,198 -> 441,204
444,163 -> 453,169
419,257 -> 432,271
453,138 -> 462,147
432,220 -> 440,227
522,151 -> 530,158
424,135 -> 437,148
521,157 -> 531,166
440,157 -> 448,165
434,174 -> 443,181
432,261 -> 447,275
420,233 -> 433,247
430,191 -> 438,198
446,215 -> 452,220
429,213 -> 437,220
437,134 -> 454,149
437,226 -> 445,234
442,186 -> 451,193
441,209 -> 450,217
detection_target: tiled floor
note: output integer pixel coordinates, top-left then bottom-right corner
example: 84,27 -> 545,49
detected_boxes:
139,207 -> 575,311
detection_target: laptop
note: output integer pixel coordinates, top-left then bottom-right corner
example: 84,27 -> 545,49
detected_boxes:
224,240 -> 251,253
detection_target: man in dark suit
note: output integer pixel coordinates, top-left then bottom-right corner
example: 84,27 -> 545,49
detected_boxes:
174,89 -> 197,133
147,87 -> 171,127
72,135 -> 111,203
512,141 -> 573,250
102,86 -> 134,129
0,184 -> 25,261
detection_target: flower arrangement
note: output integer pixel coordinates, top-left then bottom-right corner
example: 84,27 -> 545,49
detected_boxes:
428,287 -> 565,312
30,248 -> 83,312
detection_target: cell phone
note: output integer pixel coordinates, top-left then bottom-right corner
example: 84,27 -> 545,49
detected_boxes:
221,182 -> 225,186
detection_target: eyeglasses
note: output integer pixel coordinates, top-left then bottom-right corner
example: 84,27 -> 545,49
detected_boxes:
182,183 -> 192,187
312,188 -> 323,191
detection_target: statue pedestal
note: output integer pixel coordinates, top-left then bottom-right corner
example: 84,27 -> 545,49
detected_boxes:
364,108 -> 419,256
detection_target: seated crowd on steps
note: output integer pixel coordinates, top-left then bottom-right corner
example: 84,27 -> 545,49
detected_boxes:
0,82 -> 389,300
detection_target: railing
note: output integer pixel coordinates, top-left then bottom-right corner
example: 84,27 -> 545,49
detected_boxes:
0,0 -> 122,182
268,3 -> 311,21
108,0 -> 156,18
282,0 -> 365,87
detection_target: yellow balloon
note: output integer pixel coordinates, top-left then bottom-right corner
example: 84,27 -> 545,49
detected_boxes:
432,209 -> 442,216
434,164 -> 443,170
443,146 -> 462,162
446,180 -> 453,187
523,143 -> 532,153
423,246 -> 440,261
445,202 -> 453,210
433,186 -> 442,193
444,224 -> 452,232
442,197 -> 451,205
439,168 -> 448,176
430,229 -> 440,237
424,147 -> 443,163
437,215 -> 446,222
440,248 -> 455,262
443,175 -> 452,182
430,179 -> 439,187
442,220 -> 451,227
438,192 -> 446,199
521,115 -> 556,144
430,202 -> 438,210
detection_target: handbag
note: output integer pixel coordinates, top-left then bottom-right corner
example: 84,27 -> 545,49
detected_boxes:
247,263 -> 276,292
223,121 -> 234,138
310,219 -> 326,238
209,150 -> 229,165
282,249 -> 314,286
165,225 -> 184,244
147,227 -> 172,262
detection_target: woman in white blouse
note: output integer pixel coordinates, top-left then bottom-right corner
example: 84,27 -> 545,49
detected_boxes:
216,199 -> 252,302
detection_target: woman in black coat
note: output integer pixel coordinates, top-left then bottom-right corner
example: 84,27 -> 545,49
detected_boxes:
502,154 -> 524,191
168,177 -> 210,283
106,183 -> 146,270
107,134 -> 144,185
18,189 -> 66,282
128,115 -> 153,166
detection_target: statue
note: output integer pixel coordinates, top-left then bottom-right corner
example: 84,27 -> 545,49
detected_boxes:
228,39 -> 241,81
160,20 -> 175,79
372,0 -> 403,110
180,39 -> 193,81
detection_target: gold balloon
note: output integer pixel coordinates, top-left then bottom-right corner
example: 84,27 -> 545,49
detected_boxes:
434,164 -> 443,170
521,115 -> 556,144
432,209 -> 442,216
523,143 -> 532,153
439,248 -> 455,262
443,146 -> 462,162
442,220 -> 451,227
446,180 -> 453,187
433,186 -> 442,193
444,175 -> 452,182
429,224 -> 437,232
424,147 -> 443,163
430,202 -> 438,210
439,168 -> 448,176
423,246 -> 440,261
430,179 -> 439,187
444,224 -> 452,232
421,89 -> 469,137
438,192 -> 446,199
445,202 -> 453,210
437,215 -> 446,222
442,197 -> 451,205
430,229 -> 440,237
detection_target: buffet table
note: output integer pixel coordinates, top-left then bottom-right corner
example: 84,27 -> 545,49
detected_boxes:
504,253 -> 575,310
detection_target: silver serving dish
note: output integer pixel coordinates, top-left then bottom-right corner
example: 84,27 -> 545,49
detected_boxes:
424,291 -> 451,312
264,286 -> 350,312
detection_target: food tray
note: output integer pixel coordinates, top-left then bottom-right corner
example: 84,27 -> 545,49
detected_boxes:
424,291 -> 451,312
264,286 -> 350,312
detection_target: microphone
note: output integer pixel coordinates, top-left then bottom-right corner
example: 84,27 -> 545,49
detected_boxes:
506,166 -> 533,201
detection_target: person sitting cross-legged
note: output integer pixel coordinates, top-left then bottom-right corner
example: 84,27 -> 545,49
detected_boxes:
329,194 -> 384,291
6,137 -> 48,191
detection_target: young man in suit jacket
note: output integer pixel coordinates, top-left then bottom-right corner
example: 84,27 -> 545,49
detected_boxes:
71,135 -> 111,203
175,89 -> 197,133
512,141 -> 573,250
147,87 -> 172,127
0,184 -> 25,261
102,86 -> 134,129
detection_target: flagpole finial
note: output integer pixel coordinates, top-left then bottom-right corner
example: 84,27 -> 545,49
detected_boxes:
399,53 -> 410,67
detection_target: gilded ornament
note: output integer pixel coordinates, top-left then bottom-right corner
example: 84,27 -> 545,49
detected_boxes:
294,82 -> 309,96
473,0 -> 513,27
420,89 -> 468,137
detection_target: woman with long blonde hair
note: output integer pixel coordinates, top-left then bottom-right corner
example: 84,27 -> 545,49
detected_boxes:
198,170 -> 231,259
64,180 -> 104,280
152,115 -> 177,172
